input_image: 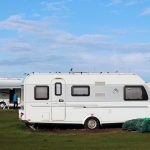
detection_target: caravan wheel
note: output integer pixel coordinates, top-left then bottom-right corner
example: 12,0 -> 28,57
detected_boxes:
84,117 -> 100,130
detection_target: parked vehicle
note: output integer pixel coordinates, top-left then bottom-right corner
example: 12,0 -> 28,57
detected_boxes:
0,78 -> 23,109
19,72 -> 150,129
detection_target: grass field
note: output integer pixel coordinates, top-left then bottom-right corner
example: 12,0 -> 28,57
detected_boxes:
0,110 -> 150,150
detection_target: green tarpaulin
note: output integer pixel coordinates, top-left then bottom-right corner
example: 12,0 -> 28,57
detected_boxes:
122,118 -> 150,133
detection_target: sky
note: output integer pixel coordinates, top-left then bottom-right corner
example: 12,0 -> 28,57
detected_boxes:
0,0 -> 150,81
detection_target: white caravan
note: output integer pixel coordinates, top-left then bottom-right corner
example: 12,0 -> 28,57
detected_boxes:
19,73 -> 150,129
0,78 -> 23,109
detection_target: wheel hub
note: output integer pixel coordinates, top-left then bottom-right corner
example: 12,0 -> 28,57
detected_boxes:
0,103 -> 6,109
87,119 -> 97,129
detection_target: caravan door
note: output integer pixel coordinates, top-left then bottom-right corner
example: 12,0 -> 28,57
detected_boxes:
51,79 -> 66,121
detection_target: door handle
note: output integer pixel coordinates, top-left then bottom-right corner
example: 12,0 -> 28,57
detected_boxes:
59,99 -> 64,102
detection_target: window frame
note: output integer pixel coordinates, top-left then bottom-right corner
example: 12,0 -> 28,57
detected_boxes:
55,82 -> 62,96
124,85 -> 148,101
71,85 -> 90,96
34,85 -> 49,100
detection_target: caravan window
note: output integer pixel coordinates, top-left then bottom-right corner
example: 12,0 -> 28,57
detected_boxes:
71,86 -> 90,96
55,82 -> 62,96
34,86 -> 49,100
124,86 -> 148,101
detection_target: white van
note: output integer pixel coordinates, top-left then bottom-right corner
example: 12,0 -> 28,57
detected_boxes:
19,73 -> 150,129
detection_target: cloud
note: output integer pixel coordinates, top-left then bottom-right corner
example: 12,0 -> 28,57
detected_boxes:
109,52 -> 150,81
106,0 -> 123,7
0,15 -> 50,33
41,1 -> 66,11
125,0 -> 144,6
0,39 -> 33,54
0,15 -> 109,40
64,52 -> 150,82
110,10 -> 120,15
110,53 -> 149,64
0,15 -> 150,81
107,0 -> 147,7
40,0 -> 72,14
1,15 -> 150,55
140,7 -> 150,16
122,42 -> 150,52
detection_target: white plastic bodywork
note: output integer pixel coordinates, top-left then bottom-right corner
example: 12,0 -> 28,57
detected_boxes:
20,73 -> 150,125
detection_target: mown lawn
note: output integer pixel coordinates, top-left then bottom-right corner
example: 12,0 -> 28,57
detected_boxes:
0,110 -> 150,150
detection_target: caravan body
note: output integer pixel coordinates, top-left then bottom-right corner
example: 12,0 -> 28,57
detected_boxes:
19,73 -> 150,129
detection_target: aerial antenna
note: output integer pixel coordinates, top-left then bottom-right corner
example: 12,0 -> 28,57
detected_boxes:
70,68 -> 73,72
24,73 -> 29,76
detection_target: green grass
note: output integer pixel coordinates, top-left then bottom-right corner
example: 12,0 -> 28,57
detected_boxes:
0,110 -> 150,150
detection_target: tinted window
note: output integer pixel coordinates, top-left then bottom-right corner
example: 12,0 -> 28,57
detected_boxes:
124,86 -> 148,101
34,86 -> 49,100
71,86 -> 90,96
55,82 -> 62,96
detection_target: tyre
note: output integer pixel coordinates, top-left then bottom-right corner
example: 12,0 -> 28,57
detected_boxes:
0,102 -> 6,109
84,117 -> 100,130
